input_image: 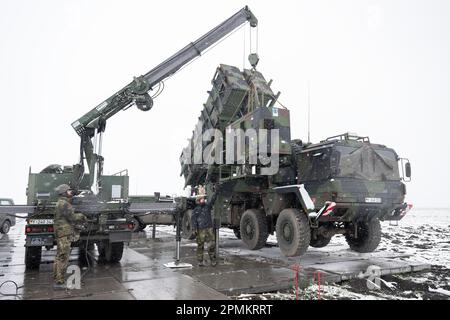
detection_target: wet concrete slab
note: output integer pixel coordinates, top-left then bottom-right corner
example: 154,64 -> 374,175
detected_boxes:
0,222 -> 431,300
0,222 -> 229,300
122,274 -> 227,300
172,230 -> 431,294
22,276 -> 130,300
192,267 -> 293,295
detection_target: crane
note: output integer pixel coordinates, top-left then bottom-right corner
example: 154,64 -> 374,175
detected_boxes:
69,6 -> 258,194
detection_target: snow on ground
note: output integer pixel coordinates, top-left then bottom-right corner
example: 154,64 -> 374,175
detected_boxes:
235,208 -> 450,300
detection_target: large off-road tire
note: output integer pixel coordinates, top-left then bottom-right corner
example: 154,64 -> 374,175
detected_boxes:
106,242 -> 124,263
97,241 -> 124,263
1,220 -> 11,234
309,234 -> 332,248
182,209 -> 196,240
25,246 -> 42,269
240,209 -> 268,250
79,240 -> 95,265
276,208 -> 311,257
79,240 -> 95,251
97,241 -> 106,258
345,218 -> 381,253
233,228 -> 241,239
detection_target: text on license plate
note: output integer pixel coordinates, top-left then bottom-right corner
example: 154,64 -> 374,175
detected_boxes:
365,197 -> 382,203
30,238 -> 46,245
29,219 -> 54,225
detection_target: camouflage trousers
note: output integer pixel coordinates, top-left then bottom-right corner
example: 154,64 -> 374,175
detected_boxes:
196,228 -> 216,262
53,235 -> 72,284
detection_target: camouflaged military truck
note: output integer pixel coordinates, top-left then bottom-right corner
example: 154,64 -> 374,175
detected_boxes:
292,133 -> 411,252
180,64 -> 412,257
22,165 -> 134,269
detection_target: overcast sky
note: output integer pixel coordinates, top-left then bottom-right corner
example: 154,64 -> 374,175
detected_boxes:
0,0 -> 449,207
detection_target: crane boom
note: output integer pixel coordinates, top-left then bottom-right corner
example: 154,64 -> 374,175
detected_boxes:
69,6 -> 258,193
71,6 -> 257,136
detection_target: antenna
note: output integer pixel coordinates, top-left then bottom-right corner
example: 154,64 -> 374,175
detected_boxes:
307,80 -> 311,143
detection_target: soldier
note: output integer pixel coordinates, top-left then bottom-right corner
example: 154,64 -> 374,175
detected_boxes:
53,184 -> 88,289
191,186 -> 219,267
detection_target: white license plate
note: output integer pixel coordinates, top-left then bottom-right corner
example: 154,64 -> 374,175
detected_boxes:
29,219 -> 54,225
30,238 -> 46,246
365,197 -> 382,203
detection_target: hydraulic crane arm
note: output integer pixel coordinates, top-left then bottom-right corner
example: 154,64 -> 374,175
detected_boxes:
71,6 -> 257,136
69,6 -> 258,193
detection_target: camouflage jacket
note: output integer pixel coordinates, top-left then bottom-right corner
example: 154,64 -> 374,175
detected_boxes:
54,196 -> 87,238
191,192 -> 218,231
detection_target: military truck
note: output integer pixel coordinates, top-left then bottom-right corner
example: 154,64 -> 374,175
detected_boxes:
180,64 -> 412,257
23,165 -> 134,269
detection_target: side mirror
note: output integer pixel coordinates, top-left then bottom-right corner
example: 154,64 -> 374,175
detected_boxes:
405,162 -> 411,178
399,158 -> 411,182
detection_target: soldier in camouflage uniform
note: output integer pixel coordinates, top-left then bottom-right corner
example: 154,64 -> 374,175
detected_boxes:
191,188 -> 219,267
53,184 -> 87,289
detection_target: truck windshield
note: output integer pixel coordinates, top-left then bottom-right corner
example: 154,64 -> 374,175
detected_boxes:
298,147 -> 333,181
334,145 -> 400,181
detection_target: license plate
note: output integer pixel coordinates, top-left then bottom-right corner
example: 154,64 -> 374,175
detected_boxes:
365,197 -> 382,203
29,219 -> 54,225
30,237 -> 46,246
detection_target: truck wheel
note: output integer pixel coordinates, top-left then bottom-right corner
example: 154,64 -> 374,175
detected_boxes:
97,241 -> 106,259
1,220 -> 11,234
276,209 -> 311,257
233,228 -> 241,239
98,241 -> 124,263
310,234 -> 332,248
80,240 -> 95,251
79,241 -> 94,256
25,246 -> 42,269
345,218 -> 381,253
240,209 -> 268,250
182,209 -> 196,240
107,242 -> 124,263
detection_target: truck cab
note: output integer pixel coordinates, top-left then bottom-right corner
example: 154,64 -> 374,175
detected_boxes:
24,165 -> 134,269
295,133 -> 412,222
283,133 -> 412,253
